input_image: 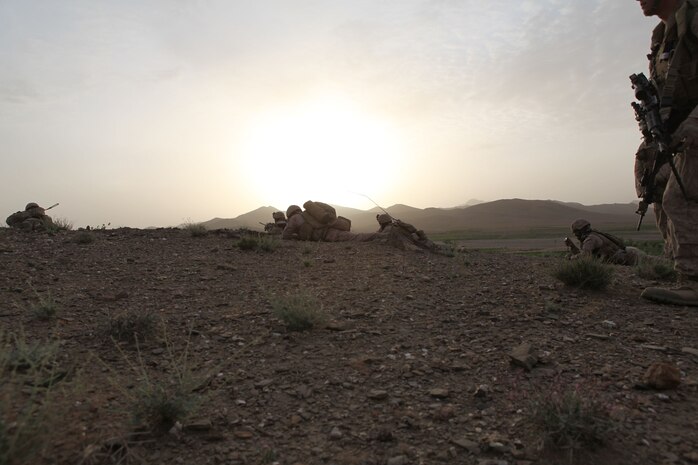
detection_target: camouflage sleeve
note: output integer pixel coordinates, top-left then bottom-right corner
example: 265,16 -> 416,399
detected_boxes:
581,235 -> 603,255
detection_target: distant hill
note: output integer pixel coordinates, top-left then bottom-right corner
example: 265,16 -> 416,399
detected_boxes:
198,199 -> 651,234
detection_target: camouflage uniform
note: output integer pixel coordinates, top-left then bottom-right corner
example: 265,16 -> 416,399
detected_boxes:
570,219 -> 644,266
282,206 -> 381,242
638,0 -> 698,305
5,203 -> 54,231
376,214 -> 439,252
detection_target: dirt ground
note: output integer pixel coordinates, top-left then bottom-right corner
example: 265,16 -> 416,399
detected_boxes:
1,227 -> 697,465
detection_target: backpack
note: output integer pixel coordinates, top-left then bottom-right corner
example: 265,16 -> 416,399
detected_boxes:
591,230 -> 626,250
299,201 -> 352,238
302,201 -> 337,227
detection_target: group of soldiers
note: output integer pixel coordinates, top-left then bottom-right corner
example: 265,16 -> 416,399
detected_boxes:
267,203 -> 439,253
6,1 -> 698,308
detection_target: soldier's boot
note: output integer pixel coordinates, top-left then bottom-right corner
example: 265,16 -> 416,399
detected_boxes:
641,281 -> 698,307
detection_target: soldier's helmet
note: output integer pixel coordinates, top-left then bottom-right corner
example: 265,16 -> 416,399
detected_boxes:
25,202 -> 40,210
286,205 -> 302,218
571,218 -> 591,233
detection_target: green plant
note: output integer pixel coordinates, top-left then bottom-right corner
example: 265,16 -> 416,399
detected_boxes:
258,235 -> 279,252
551,257 -> 613,290
109,329 -> 203,435
303,260 -> 312,268
51,218 -> 73,231
259,448 -> 278,464
634,256 -> 677,281
6,337 -> 58,374
236,234 -> 278,252
182,222 -> 207,237
624,239 -> 665,256
0,331 -> 63,465
30,292 -> 59,320
529,386 -> 615,458
271,292 -> 326,331
106,310 -> 157,343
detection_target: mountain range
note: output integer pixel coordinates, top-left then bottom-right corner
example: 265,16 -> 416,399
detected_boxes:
199,198 -> 653,234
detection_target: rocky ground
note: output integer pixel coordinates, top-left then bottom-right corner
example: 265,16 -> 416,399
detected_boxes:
0,227 -> 697,465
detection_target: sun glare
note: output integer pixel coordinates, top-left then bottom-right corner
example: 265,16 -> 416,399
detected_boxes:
238,95 -> 403,209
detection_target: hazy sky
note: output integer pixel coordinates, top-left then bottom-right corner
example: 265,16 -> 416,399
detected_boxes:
1,1 -> 657,228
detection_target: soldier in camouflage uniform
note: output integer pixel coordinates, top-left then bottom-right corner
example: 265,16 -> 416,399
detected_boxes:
5,202 -> 54,231
568,219 -> 644,266
635,0 -> 698,306
376,213 -> 439,252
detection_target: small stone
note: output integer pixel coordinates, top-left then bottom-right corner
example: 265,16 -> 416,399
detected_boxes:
429,388 -> 449,398
451,437 -> 480,454
368,389 -> 389,400
683,451 -> 698,463
329,426 -> 342,440
387,455 -> 408,465
151,348 -> 165,355
645,362 -> 681,390
233,430 -> 253,439
682,347 -> 698,357
183,420 -> 212,432
254,378 -> 274,388
474,384 -> 491,398
509,343 -> 538,371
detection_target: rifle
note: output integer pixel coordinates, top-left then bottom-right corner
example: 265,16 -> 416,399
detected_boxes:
45,203 -> 59,211
630,72 -> 688,230
564,237 -> 580,255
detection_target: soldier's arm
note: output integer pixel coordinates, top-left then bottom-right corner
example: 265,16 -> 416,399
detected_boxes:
580,235 -> 603,255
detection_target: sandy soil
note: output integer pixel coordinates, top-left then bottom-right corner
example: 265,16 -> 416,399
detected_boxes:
0,227 -> 697,465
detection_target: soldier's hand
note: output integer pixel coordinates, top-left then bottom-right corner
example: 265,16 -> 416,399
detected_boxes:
673,116 -> 698,150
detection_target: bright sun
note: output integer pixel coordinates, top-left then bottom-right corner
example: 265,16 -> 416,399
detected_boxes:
238,95 -> 403,209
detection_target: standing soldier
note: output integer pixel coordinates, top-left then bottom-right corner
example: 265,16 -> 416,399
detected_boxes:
634,0 -> 698,306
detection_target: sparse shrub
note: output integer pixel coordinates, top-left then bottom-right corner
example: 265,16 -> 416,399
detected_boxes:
131,373 -> 199,434
258,235 -> 279,252
260,448 -> 278,464
624,239 -> 665,256
237,235 -> 259,251
302,246 -> 312,255
552,257 -> 613,290
51,218 -> 73,231
6,337 -> 58,374
236,234 -> 278,252
106,310 -> 157,343
183,222 -> 207,237
303,260 -> 312,268
635,257 -> 677,281
74,231 -> 94,244
0,331 -> 62,464
109,330 -> 203,435
271,292 -> 326,331
529,385 -> 615,457
30,292 -> 59,320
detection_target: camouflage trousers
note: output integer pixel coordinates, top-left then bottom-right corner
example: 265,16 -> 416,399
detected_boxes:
664,148 -> 698,280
